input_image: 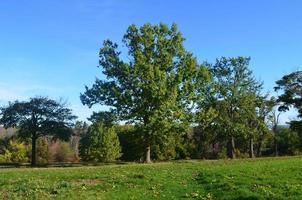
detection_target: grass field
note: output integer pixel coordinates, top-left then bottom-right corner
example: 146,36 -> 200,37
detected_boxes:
1,157 -> 302,200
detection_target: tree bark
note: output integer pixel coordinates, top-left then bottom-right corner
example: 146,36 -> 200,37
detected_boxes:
249,138 -> 255,158
274,136 -> 278,157
145,145 -> 151,163
31,134 -> 37,167
256,136 -> 263,157
212,143 -> 216,158
272,112 -> 280,157
228,136 -> 236,159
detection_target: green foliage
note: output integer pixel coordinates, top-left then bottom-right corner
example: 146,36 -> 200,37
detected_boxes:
275,71 -> 302,114
0,139 -> 29,163
54,142 -> 75,162
88,111 -> 117,126
2,24 -> 302,165
212,57 -> 261,135
37,137 -> 49,164
0,97 -> 76,140
275,71 -> 302,142
71,121 -> 89,161
0,97 -> 76,166
206,57 -> 264,158
117,125 -> 145,161
217,147 -> 228,159
73,121 -> 89,136
277,127 -> 301,155
48,141 -> 76,163
117,124 -> 190,161
152,132 -> 187,161
81,23 -> 210,162
79,122 -> 121,162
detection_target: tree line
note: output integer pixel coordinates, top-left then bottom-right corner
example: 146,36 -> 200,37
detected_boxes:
1,23 -> 302,166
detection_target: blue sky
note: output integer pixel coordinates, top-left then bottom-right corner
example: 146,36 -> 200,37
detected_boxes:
0,0 -> 301,123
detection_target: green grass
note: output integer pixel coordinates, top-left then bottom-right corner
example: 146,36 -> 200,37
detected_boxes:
1,157 -> 302,199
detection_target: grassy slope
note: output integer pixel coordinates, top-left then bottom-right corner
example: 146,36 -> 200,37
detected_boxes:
1,157 -> 302,200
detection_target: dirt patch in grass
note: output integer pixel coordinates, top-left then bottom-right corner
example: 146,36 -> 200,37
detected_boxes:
0,189 -> 9,199
72,179 -> 103,186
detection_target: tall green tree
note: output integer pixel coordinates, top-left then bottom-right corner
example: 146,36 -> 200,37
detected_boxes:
0,97 -> 76,166
81,23 -> 210,162
211,57 -> 263,159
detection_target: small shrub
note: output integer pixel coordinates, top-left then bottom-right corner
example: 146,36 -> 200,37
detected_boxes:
0,139 -> 29,163
37,137 -> 49,164
48,141 -> 76,163
55,142 -> 75,162
235,149 -> 249,159
217,147 -> 227,159
79,122 -> 121,162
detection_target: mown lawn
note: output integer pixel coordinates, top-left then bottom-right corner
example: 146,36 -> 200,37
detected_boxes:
1,157 -> 302,200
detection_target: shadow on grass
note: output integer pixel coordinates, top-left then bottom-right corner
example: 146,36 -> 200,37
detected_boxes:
0,161 -> 130,168
195,171 -> 266,200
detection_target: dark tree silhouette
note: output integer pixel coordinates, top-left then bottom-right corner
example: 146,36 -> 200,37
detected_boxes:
0,97 -> 76,166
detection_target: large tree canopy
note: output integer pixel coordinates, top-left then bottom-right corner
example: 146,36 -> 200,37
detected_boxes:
0,97 -> 76,166
81,23 -> 210,162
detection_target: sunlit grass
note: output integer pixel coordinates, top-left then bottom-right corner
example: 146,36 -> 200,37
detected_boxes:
1,157 -> 302,199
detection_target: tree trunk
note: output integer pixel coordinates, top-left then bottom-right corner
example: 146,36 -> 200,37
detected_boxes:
212,143 -> 216,158
272,124 -> 278,157
145,145 -> 151,163
256,137 -> 263,157
274,136 -> 278,157
249,138 -> 255,158
228,136 -> 236,159
31,135 -> 37,167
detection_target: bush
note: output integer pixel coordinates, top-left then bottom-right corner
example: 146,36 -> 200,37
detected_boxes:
235,149 -> 249,159
79,122 -> 121,162
37,137 -> 49,164
217,147 -> 228,159
117,125 -> 144,161
48,141 -> 76,163
55,142 -> 75,162
277,127 -> 301,155
0,139 -> 29,163
152,133 -> 187,161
